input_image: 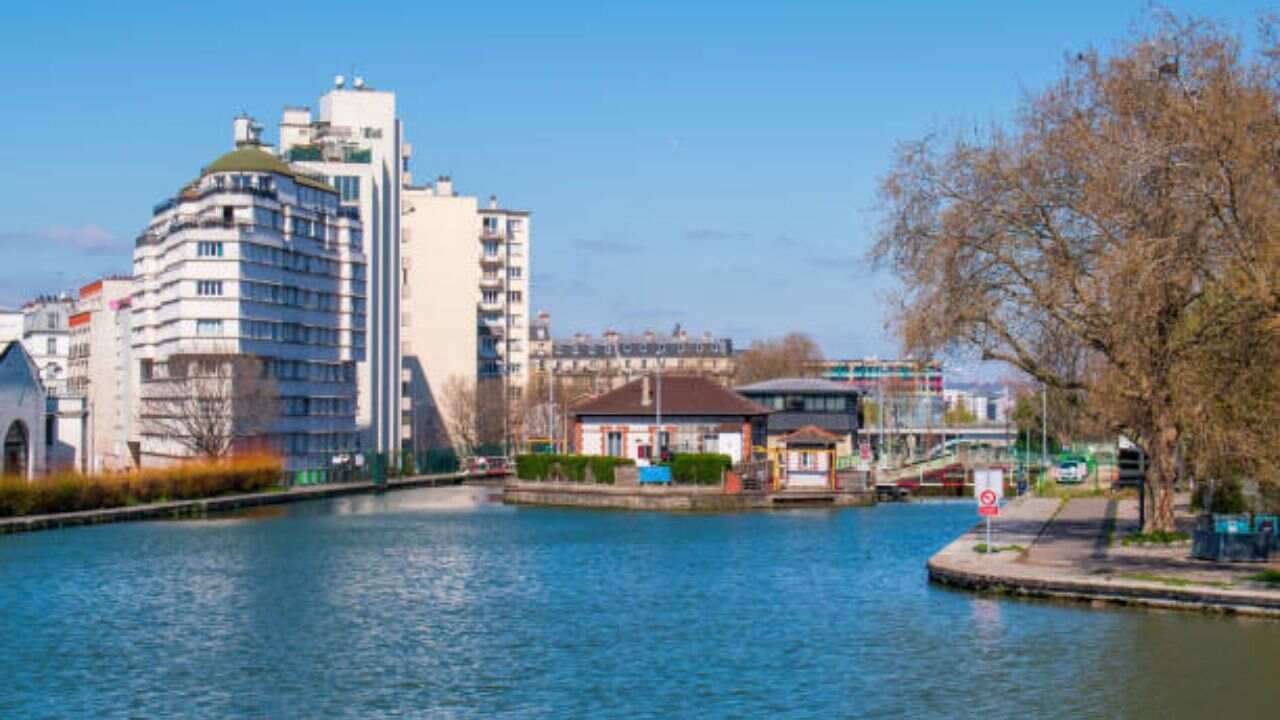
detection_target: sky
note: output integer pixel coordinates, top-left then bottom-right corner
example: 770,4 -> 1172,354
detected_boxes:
0,0 -> 1265,375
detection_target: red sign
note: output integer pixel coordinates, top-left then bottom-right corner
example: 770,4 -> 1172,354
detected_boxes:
978,505 -> 999,517
978,488 -> 999,517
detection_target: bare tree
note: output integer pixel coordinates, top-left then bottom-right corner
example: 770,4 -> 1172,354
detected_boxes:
735,332 -> 825,384
871,14 -> 1280,530
440,374 -> 481,456
139,353 -> 279,459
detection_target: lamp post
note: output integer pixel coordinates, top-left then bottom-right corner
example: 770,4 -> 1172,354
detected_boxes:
655,353 -> 664,459
1040,383 -> 1048,492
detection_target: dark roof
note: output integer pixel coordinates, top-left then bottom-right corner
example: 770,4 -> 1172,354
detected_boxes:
766,412 -> 859,434
736,378 -> 860,395
778,425 -> 842,445
572,376 -> 770,417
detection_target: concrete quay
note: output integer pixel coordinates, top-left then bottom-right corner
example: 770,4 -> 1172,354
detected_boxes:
0,472 -> 466,536
927,495 -> 1280,617
503,480 -> 875,511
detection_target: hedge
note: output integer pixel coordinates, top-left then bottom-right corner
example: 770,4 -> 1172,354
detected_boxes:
0,454 -> 283,518
515,454 -> 635,484
669,453 -> 733,485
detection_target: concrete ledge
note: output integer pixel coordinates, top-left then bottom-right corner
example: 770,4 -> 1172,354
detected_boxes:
0,472 -> 467,536
503,480 -> 874,511
927,530 -> 1280,618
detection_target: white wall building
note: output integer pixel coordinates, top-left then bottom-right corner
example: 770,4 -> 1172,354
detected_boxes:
68,278 -> 135,471
943,383 -> 1014,424
0,341 -> 46,478
478,196 -> 531,399
400,177 -> 479,450
278,78 -> 404,453
0,309 -> 21,345
132,132 -> 366,469
21,295 -> 73,396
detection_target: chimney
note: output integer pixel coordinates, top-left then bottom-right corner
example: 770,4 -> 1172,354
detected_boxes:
641,375 -> 652,407
233,114 -> 262,148
436,175 -> 453,196
489,194 -> 498,209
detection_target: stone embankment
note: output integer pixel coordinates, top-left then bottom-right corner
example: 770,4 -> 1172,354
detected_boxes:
0,472 -> 466,535
928,495 -> 1280,617
503,480 -> 875,511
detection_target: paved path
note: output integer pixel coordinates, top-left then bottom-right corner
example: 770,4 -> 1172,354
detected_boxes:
928,494 -> 1280,617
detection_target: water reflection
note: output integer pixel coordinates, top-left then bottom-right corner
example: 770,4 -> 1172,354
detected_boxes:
0,492 -> 1277,718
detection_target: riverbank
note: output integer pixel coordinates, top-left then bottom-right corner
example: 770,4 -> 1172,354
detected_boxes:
503,480 -> 875,511
0,472 -> 466,535
927,495 -> 1280,617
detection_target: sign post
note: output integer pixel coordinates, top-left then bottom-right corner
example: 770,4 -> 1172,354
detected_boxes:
974,468 -> 1004,552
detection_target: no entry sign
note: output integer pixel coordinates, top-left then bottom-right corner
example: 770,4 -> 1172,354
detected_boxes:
974,469 -> 1004,517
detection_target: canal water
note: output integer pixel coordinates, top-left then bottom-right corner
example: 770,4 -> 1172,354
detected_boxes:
1,486 -> 1276,718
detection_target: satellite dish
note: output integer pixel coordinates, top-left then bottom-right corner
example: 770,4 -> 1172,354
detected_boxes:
334,74 -> 345,88
353,76 -> 365,89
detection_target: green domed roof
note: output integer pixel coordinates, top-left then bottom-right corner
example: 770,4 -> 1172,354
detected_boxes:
203,147 -> 294,177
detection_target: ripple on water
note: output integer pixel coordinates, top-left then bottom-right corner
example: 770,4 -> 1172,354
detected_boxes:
0,488 -> 1276,719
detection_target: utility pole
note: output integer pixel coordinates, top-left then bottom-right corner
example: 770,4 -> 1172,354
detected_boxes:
655,353 -> 663,458
1040,384 -> 1048,491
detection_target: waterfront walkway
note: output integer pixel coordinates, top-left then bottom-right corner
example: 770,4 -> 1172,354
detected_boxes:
0,472 -> 466,535
928,494 -> 1280,617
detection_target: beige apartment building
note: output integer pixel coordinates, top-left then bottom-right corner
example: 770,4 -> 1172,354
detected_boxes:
67,277 -> 135,471
400,176 -> 531,451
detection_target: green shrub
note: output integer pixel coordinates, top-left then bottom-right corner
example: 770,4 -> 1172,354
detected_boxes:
1209,478 -> 1248,514
669,453 -> 732,485
515,454 -> 633,484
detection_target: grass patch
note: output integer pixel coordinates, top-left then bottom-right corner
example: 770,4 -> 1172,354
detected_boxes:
1119,572 -> 1234,589
1121,531 -> 1190,546
1245,569 -> 1280,586
973,543 -> 1027,554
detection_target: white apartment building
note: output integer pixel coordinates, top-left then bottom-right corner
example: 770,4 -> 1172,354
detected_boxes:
0,309 -> 21,345
478,196 -> 531,392
278,78 -> 405,453
400,177 -> 479,450
68,278 -> 135,471
21,294 -> 73,395
132,129 -> 366,468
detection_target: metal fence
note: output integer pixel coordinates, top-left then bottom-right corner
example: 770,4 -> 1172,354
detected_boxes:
283,448 -> 466,487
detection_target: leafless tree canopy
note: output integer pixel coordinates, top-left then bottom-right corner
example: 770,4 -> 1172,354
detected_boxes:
734,332 -> 825,385
872,14 -> 1280,530
439,375 -> 508,455
139,353 -> 279,459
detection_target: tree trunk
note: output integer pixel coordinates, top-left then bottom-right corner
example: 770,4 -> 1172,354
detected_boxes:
1143,424 -> 1180,533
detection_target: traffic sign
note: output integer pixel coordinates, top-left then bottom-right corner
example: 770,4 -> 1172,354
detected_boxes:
974,468 -> 1004,516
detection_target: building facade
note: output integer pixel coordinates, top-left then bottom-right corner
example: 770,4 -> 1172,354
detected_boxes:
133,136 -> 366,468
478,197 -> 531,389
400,177 -> 480,449
735,378 -> 862,457
279,78 -> 404,453
571,376 -> 768,465
68,278 -> 135,471
21,295 -> 73,395
0,341 -> 46,478
533,320 -> 736,397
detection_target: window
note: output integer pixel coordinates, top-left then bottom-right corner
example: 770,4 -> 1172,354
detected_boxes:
607,431 -> 623,457
483,216 -> 499,234
482,290 -> 500,304
508,266 -> 522,279
507,219 -> 523,234
46,338 -> 56,355
197,280 -> 223,296
508,291 -> 522,303
196,319 -> 223,336
333,175 -> 361,203
197,241 -> 224,257
483,242 -> 499,257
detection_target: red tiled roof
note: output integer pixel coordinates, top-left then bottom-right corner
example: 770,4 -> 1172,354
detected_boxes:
777,425 -> 842,445
572,375 -> 770,417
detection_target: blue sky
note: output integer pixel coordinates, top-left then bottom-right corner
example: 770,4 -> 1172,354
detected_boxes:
0,0 -> 1263,366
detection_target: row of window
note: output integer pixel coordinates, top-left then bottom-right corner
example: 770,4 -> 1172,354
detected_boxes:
241,280 -> 353,313
197,241 -> 224,257
243,320 -> 343,346
281,396 -> 355,417
241,241 -> 354,279
196,280 -> 223,296
264,358 -> 356,384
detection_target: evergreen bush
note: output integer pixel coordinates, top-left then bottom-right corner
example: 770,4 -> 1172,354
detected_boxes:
670,453 -> 732,485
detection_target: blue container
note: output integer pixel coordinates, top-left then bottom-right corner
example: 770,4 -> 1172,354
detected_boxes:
1253,515 -> 1279,534
638,466 -> 672,485
1214,514 -> 1250,534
